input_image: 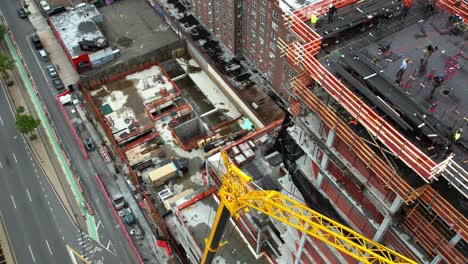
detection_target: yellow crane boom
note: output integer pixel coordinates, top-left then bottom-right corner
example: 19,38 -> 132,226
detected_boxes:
200,151 -> 416,264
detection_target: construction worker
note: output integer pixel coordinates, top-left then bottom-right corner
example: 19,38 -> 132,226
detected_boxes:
328,4 -> 337,23
453,128 -> 463,142
395,58 -> 410,85
310,12 -> 318,29
430,74 -> 445,99
400,0 -> 413,18
421,44 -> 438,65
426,0 -> 436,13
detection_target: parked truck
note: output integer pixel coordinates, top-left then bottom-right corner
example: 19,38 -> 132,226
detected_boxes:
149,162 -> 183,187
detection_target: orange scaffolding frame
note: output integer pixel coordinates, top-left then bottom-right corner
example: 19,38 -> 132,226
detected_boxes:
282,9 -> 437,181
278,1 -> 467,261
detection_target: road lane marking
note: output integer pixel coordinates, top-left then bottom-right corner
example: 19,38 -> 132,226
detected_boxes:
25,34 -> 50,84
12,153 -> 17,163
29,244 -> 36,262
0,161 -> 2,169
0,115 -> 3,126
96,220 -> 102,230
46,240 -> 53,255
10,195 -> 16,209
106,240 -> 112,250
26,189 -> 32,202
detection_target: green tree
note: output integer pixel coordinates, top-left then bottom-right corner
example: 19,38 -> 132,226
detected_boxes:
15,114 -> 41,135
0,52 -> 14,81
0,25 -> 5,40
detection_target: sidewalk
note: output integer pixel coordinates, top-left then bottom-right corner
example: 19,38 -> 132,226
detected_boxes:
26,0 -> 79,87
74,99 -> 170,263
0,31 -> 86,232
4,62 -> 86,230
1,10 -> 98,239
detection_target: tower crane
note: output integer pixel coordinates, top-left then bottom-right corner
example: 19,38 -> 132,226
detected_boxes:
200,151 -> 416,264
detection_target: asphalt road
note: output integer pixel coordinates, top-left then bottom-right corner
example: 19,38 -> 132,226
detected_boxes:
0,81 -> 73,263
0,1 -> 139,263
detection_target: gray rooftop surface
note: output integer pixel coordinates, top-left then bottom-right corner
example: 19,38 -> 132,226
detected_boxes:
49,4 -> 104,58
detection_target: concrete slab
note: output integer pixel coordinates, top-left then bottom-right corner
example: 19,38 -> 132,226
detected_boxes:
98,0 -> 180,63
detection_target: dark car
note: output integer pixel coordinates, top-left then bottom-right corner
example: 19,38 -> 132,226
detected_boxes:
52,78 -> 64,90
17,8 -> 27,19
84,138 -> 95,151
31,34 -> 43,49
47,5 -> 66,17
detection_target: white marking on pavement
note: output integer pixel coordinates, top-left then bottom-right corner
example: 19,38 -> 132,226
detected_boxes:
0,115 -> 3,126
46,240 -> 53,255
29,244 -> 36,262
32,163 -> 35,167
106,240 -> 112,250
12,153 -> 17,163
0,162 -> 2,169
26,189 -> 32,202
96,220 -> 102,230
25,34 -> 50,84
10,195 -> 16,209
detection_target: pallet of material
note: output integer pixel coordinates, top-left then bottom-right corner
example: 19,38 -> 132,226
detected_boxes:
149,162 -> 183,187
163,189 -> 194,211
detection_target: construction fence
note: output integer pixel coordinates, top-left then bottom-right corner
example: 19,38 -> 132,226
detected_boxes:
80,40 -> 186,90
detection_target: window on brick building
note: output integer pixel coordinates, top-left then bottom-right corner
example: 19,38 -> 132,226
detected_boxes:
260,17 -> 264,25
273,10 -> 279,20
270,42 -> 276,51
271,32 -> 276,40
252,1 -> 257,8
272,21 -> 278,31
269,51 -> 275,59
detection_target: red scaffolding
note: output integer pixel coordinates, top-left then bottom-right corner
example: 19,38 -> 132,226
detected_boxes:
279,1 -> 467,261
282,2 -> 437,182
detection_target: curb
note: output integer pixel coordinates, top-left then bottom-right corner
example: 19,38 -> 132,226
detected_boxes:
95,174 -> 144,264
0,211 -> 18,264
1,17 -> 99,241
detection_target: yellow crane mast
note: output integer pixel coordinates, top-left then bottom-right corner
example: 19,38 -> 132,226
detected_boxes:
200,151 -> 416,264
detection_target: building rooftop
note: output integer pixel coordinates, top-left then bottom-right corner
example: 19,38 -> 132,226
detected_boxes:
279,0 -> 320,13
49,4 -> 104,58
302,0 -> 467,207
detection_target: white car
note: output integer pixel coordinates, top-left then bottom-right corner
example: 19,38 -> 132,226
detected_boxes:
40,1 -> 51,12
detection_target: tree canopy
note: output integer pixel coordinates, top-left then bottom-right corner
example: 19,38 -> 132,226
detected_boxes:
0,52 -> 13,81
15,114 -> 41,134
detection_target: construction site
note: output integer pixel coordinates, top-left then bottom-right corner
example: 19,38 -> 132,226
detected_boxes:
71,0 -> 468,263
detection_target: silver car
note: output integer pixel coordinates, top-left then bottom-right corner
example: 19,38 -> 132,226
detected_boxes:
46,64 -> 58,78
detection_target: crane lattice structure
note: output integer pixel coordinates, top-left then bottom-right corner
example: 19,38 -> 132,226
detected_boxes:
200,151 -> 416,264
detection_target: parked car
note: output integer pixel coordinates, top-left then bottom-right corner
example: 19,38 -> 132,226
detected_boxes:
17,8 -> 27,19
46,65 -> 58,78
83,138 -> 95,151
52,78 -> 64,90
38,49 -> 49,62
112,195 -> 126,211
47,5 -> 66,16
31,34 -> 43,49
39,1 -> 51,12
